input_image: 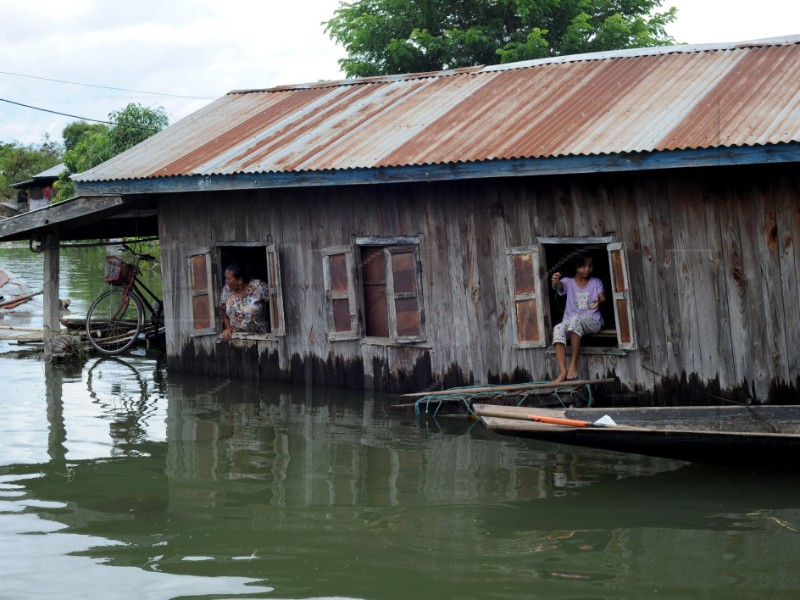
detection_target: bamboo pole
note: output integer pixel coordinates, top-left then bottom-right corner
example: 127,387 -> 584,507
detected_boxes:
401,378 -> 616,398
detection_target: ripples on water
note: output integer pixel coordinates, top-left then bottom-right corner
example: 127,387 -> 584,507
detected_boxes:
2,244 -> 800,600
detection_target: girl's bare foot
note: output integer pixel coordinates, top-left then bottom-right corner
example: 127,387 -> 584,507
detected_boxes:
553,372 -> 567,383
566,367 -> 579,380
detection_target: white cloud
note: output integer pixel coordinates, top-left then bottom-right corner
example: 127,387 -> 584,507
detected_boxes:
1,0 -> 798,145
0,0 -> 347,144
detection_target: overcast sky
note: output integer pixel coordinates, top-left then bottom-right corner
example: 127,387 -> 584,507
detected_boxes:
2,0 -> 799,146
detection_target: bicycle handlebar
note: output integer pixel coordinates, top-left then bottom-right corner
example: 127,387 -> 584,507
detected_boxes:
120,243 -> 158,263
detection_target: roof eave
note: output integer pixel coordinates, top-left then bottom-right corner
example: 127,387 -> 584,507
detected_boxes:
73,143 -> 800,196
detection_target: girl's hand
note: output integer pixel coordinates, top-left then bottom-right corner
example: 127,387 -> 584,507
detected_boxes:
222,328 -> 233,339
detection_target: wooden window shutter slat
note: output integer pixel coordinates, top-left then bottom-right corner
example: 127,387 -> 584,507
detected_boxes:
188,251 -> 216,336
508,246 -> 545,348
265,244 -> 286,336
322,246 -> 359,340
386,246 -> 425,342
607,242 -> 636,349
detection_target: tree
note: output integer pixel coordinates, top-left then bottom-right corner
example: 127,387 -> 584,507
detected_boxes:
107,103 -> 169,155
56,103 -> 169,201
325,0 -> 678,77
62,121 -> 108,152
0,136 -> 62,201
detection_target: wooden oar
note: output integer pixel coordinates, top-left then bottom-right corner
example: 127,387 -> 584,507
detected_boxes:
528,414 -> 594,427
525,413 -> 649,431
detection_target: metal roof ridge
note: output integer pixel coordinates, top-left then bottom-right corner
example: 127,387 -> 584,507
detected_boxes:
480,34 -> 800,72
226,34 -> 800,96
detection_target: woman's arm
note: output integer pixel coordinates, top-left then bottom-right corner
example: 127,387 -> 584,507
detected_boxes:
222,311 -> 234,339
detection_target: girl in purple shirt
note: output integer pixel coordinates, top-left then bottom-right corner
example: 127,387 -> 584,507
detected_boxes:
550,253 -> 606,382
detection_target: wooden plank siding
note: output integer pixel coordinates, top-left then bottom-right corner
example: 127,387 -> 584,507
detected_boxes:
158,165 -> 800,402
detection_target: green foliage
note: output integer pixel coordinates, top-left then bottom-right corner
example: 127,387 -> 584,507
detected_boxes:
55,104 -> 169,202
325,0 -> 678,77
108,103 -> 169,155
62,122 -> 108,152
0,135 -> 62,201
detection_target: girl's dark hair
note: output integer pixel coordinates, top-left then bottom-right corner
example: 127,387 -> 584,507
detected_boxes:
573,252 -> 592,269
225,262 -> 253,283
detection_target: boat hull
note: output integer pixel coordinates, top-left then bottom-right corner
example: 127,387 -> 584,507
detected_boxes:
475,404 -> 800,467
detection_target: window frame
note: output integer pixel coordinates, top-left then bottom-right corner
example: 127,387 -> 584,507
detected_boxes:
507,245 -> 547,348
187,249 -> 217,337
527,237 -> 636,352
322,245 -> 360,341
322,236 -> 427,345
188,242 -> 287,341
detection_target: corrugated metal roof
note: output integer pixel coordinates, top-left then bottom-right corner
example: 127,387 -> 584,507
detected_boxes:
74,35 -> 800,183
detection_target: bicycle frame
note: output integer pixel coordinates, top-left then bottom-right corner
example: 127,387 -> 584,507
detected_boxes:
86,244 -> 165,355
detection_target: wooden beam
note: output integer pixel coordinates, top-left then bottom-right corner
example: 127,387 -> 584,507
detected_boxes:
0,195 -> 124,240
43,231 -> 60,359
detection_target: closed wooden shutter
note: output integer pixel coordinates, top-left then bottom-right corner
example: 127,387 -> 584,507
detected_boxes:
386,245 -> 425,342
508,246 -> 545,348
322,246 -> 359,340
265,244 -> 285,336
607,242 -> 635,349
188,251 -> 216,336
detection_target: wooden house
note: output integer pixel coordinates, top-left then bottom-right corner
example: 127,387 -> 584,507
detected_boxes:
10,163 -> 64,211
1,36 -> 799,404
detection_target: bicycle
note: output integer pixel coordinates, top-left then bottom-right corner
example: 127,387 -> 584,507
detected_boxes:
85,244 -> 164,355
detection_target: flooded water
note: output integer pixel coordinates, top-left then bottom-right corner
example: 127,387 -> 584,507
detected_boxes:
2,243 -> 800,599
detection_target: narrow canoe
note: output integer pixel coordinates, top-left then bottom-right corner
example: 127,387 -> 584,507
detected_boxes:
474,404 -> 800,466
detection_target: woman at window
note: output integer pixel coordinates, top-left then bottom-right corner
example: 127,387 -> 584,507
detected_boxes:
550,253 -> 606,382
220,263 -> 270,339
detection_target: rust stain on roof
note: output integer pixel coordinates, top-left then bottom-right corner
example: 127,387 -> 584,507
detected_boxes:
75,36 -> 800,183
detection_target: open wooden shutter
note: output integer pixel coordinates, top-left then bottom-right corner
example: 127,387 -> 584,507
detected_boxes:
265,244 -> 285,336
508,246 -> 546,348
322,246 -> 359,340
607,242 -> 636,349
386,245 -> 425,343
188,251 -> 216,336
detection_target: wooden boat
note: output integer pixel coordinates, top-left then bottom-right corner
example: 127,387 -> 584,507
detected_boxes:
389,378 -> 616,416
474,403 -> 800,467
0,266 -> 41,309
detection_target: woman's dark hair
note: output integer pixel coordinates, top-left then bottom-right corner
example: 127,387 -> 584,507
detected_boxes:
573,252 -> 592,269
225,262 -> 253,283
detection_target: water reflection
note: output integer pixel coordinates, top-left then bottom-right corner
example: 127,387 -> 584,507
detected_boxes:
4,238 -> 800,598
1,353 -> 694,598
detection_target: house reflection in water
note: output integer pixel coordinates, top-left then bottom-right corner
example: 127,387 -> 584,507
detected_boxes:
162,375 -> 681,507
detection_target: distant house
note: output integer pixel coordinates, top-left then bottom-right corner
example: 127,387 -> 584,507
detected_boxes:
1,36 -> 799,404
10,163 -> 65,211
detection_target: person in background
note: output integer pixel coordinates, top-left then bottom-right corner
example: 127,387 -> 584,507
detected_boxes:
220,263 -> 270,339
550,253 -> 606,383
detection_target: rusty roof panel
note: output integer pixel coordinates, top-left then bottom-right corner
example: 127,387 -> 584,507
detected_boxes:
74,36 -> 800,183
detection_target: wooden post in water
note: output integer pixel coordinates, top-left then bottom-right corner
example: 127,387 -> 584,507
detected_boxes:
43,231 -> 61,360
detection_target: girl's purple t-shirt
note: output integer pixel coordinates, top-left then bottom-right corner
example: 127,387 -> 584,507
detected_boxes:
558,277 -> 604,324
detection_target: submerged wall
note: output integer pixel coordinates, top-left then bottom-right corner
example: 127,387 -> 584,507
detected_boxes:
157,164 -> 800,404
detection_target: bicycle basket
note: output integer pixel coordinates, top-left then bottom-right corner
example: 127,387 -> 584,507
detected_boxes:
104,256 -> 135,285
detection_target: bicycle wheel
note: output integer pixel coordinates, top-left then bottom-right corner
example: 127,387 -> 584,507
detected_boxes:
85,288 -> 145,354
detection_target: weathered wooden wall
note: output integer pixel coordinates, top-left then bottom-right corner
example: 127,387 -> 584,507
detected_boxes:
158,164 -> 799,404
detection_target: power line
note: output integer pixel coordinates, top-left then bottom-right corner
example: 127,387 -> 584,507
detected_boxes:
0,97 -> 112,124
0,70 -> 214,100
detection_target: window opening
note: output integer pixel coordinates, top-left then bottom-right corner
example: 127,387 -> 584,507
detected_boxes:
218,244 -> 285,336
543,243 -> 617,347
